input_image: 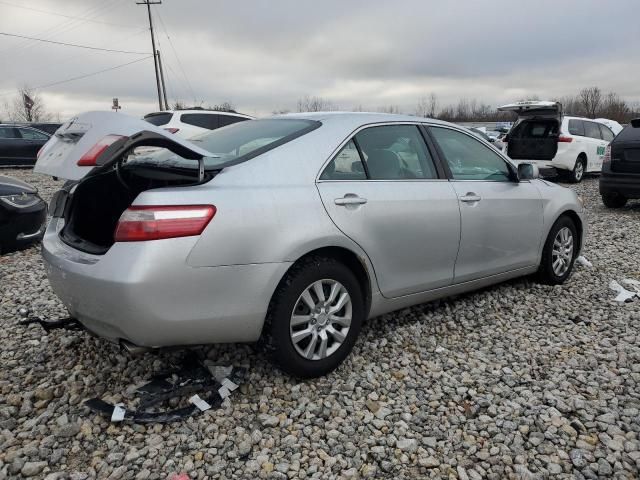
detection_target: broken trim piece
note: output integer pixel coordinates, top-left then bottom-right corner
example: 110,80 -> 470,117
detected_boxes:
84,353 -> 246,423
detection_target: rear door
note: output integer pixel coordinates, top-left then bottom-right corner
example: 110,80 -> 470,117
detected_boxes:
583,121 -> 607,171
428,125 -> 543,283
35,111 -> 215,180
317,124 -> 461,298
0,126 -> 22,164
16,127 -> 49,161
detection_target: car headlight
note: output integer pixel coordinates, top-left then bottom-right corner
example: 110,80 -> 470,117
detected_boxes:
0,193 -> 41,208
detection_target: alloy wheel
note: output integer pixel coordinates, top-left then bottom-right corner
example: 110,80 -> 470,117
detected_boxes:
574,161 -> 584,181
551,227 -> 574,276
289,279 -> 352,360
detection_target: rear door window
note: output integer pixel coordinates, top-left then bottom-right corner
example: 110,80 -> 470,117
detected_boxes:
355,125 -> 437,179
599,124 -> 614,142
320,140 -> 366,180
181,113 -> 220,130
568,119 -> 585,136
143,112 -> 173,126
584,121 -> 602,139
17,127 -> 48,140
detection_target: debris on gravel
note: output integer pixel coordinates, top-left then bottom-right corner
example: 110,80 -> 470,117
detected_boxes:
1,169 -> 639,479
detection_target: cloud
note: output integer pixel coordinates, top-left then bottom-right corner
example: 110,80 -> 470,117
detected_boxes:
0,0 -> 638,120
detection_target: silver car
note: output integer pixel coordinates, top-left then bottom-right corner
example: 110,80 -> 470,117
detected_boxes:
36,111 -> 585,378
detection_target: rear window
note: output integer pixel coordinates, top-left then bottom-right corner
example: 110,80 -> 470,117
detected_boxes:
613,125 -> 640,143
181,113 -> 219,130
599,124 -> 614,142
144,112 -> 173,126
568,119 -> 585,136
128,119 -> 320,170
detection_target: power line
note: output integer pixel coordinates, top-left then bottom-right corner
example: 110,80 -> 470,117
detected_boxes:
0,55 -> 153,96
155,11 -> 196,103
0,0 -> 139,29
0,32 -> 150,54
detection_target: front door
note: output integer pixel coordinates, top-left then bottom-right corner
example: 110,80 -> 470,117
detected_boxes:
317,124 -> 461,298
429,126 -> 544,283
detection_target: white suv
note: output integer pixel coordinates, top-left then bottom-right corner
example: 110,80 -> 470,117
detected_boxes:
499,101 -> 615,182
143,109 -> 253,139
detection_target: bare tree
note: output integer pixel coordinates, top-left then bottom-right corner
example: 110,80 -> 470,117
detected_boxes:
428,93 -> 438,117
3,85 -> 51,122
579,86 -> 602,118
377,105 -> 400,114
172,100 -> 187,110
209,101 -> 235,112
415,96 -> 430,117
600,92 -> 628,122
297,96 -> 333,112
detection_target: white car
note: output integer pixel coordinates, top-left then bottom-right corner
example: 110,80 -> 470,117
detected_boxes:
143,109 -> 253,138
498,101 -> 615,182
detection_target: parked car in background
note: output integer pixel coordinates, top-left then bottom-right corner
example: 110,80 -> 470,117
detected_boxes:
499,101 -> 615,182
0,175 -> 47,253
143,109 -> 253,138
0,125 -> 51,167
15,122 -> 62,135
600,118 -> 640,208
468,127 -> 505,151
35,111 -> 584,378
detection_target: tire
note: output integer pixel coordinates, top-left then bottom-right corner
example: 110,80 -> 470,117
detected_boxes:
537,216 -> 578,285
601,193 -> 627,208
264,256 -> 364,378
567,156 -> 586,183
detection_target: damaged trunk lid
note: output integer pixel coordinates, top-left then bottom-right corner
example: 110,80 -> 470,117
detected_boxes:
498,100 -> 562,119
35,111 -> 215,181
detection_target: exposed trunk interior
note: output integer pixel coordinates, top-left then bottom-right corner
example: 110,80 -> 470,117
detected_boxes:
61,164 -> 211,254
507,118 -> 559,160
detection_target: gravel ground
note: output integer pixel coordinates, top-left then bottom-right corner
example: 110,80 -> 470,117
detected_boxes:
1,169 -> 639,480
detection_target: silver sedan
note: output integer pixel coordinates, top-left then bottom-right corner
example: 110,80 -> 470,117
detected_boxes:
37,111 -> 585,378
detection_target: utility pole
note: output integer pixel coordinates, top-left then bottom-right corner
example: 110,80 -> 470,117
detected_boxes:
156,49 -> 169,111
136,0 -> 163,111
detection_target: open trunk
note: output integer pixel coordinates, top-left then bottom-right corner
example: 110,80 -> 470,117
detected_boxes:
60,163 -> 210,255
505,118 -> 560,160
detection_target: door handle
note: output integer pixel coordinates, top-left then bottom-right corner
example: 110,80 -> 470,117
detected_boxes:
334,194 -> 367,206
460,193 -> 481,203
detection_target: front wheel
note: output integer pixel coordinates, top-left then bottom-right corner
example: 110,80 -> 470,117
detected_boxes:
601,193 -> 627,208
537,216 -> 578,285
264,256 -> 364,378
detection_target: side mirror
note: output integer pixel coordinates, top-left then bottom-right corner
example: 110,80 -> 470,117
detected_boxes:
517,162 -> 539,181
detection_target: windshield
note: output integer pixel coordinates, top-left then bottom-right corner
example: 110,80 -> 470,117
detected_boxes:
127,118 -> 320,170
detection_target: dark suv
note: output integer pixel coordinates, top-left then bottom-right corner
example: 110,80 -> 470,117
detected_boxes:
600,119 -> 640,208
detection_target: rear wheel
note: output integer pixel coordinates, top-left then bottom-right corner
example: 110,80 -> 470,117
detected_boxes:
601,193 -> 627,208
567,156 -> 586,183
264,256 -> 364,378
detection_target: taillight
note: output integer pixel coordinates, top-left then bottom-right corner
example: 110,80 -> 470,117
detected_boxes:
77,135 -> 127,166
558,136 -> 573,143
603,145 -> 611,164
164,127 -> 180,134
114,205 -> 216,242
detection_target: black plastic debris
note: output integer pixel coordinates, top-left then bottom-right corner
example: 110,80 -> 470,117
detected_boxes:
84,352 -> 246,424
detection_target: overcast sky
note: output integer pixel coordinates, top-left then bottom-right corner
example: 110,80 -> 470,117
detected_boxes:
0,0 -> 639,120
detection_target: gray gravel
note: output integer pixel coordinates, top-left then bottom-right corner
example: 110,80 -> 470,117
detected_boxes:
1,169 -> 639,479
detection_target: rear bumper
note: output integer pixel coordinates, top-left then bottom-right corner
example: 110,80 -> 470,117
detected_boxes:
42,218 -> 291,346
599,172 -> 640,198
0,199 -> 47,249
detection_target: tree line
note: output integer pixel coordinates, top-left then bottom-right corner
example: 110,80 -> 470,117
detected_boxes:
291,87 -> 640,124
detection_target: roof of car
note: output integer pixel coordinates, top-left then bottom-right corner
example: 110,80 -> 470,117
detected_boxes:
273,111 -> 453,129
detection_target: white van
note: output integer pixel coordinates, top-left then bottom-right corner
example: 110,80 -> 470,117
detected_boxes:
498,101 -> 615,182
